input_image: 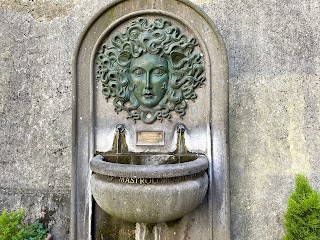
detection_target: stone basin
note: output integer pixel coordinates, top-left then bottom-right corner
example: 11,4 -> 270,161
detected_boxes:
90,153 -> 208,223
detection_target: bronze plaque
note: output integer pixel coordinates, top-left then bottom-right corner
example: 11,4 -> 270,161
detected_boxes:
136,131 -> 165,146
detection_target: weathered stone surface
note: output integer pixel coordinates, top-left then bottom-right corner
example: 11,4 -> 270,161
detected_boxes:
0,0 -> 319,239
0,0 -> 76,21
229,74 -> 320,239
0,1 -> 95,239
196,1 -> 320,239
0,190 -> 70,239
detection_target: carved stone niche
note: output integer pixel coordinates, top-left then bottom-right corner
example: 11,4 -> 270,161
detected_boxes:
71,0 -> 229,239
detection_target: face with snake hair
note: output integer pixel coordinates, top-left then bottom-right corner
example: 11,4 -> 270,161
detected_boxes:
96,18 -> 205,123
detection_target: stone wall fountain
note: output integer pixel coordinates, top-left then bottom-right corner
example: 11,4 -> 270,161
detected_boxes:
71,0 -> 229,239
91,124 -> 208,224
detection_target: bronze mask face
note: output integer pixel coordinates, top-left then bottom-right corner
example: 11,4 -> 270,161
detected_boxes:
96,18 -> 205,123
129,53 -> 169,109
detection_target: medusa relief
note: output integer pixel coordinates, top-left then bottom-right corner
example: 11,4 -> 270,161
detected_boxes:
96,18 -> 205,124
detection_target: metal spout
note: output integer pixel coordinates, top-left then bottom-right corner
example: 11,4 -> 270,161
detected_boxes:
176,124 -> 188,162
110,124 -> 128,162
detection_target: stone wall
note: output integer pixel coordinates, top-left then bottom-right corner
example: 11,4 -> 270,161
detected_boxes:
0,0 -> 319,239
204,1 -> 320,239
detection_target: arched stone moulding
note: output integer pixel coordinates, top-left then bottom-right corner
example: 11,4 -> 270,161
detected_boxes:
71,0 -> 229,239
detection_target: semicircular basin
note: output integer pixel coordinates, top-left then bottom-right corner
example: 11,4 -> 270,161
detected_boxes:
90,154 -> 208,223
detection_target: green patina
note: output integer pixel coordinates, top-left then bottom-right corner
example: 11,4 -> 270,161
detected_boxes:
96,18 -> 205,124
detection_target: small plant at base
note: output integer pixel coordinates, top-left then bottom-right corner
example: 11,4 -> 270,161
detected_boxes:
0,209 -> 48,240
283,174 -> 320,240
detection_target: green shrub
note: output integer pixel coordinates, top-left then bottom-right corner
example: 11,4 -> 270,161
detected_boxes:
283,174 -> 320,240
0,209 -> 48,240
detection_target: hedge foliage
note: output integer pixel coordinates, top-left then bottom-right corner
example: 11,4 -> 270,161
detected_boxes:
0,209 -> 47,240
283,174 -> 320,240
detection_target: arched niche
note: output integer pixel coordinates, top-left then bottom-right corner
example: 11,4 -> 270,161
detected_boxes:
71,0 -> 229,239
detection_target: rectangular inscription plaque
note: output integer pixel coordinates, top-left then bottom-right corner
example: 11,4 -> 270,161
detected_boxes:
136,131 -> 165,146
